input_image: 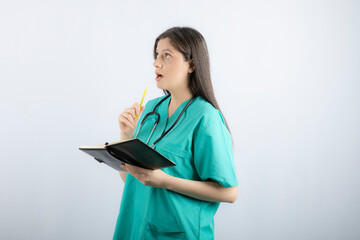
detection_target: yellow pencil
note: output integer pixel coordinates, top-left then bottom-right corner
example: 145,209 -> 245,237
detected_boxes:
135,86 -> 148,120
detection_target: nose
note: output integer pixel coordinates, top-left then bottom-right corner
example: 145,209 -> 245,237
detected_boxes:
153,57 -> 162,68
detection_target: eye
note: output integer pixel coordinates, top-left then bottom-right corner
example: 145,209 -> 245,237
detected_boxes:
165,53 -> 171,59
155,52 -> 159,58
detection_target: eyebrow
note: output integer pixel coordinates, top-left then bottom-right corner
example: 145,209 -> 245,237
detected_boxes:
155,48 -> 174,53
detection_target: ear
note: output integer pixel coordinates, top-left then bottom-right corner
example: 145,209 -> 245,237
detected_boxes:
188,59 -> 195,73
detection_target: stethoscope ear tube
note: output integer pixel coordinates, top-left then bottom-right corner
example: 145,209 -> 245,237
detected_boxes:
134,95 -> 170,140
141,112 -> 160,125
134,112 -> 160,140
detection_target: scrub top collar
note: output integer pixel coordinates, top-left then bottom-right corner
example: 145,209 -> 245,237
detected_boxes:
151,95 -> 196,146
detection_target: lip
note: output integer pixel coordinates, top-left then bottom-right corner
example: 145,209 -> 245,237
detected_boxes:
155,71 -> 164,81
155,75 -> 163,81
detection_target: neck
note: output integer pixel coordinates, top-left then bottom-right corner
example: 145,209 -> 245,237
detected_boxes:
168,87 -> 193,106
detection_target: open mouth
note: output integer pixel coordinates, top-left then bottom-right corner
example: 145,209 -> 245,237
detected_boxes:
156,74 -> 164,81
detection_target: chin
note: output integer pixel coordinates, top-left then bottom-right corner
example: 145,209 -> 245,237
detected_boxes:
156,82 -> 168,90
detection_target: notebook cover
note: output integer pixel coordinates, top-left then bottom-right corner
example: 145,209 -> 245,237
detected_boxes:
79,139 -> 175,171
106,139 -> 176,170
79,148 -> 127,171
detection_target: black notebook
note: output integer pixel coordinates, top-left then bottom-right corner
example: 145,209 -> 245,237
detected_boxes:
79,138 -> 176,171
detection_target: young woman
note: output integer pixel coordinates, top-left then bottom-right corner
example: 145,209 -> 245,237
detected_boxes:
114,26 -> 238,240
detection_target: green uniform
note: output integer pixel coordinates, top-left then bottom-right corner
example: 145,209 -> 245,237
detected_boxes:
113,95 -> 238,240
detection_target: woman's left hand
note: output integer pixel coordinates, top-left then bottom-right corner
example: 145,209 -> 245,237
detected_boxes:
120,163 -> 170,188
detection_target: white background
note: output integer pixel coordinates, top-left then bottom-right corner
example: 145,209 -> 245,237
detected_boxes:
1,0 -> 359,239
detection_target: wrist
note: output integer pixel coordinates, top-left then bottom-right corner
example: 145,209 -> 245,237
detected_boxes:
120,133 -> 133,141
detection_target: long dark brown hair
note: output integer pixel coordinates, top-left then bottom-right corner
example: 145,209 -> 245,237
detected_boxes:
153,26 -> 232,136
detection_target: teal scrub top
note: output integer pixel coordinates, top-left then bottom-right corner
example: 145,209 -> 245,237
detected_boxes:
113,95 -> 238,240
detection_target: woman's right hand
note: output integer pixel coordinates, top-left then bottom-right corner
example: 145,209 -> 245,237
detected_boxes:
118,102 -> 145,139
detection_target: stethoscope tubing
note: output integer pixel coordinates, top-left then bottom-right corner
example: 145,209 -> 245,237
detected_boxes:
134,94 -> 195,148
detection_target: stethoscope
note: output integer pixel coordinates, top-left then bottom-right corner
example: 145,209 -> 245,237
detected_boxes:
134,94 -> 196,148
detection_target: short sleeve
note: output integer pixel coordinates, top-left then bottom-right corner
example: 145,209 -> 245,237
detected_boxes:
193,111 -> 238,188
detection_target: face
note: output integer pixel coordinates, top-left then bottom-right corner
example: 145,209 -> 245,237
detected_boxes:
153,37 -> 194,92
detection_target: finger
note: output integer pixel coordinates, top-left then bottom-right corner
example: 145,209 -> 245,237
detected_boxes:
134,106 -> 145,122
125,107 -> 136,119
132,102 -> 140,116
120,114 -> 135,129
123,164 -> 136,176
120,113 -> 134,128
122,111 -> 135,123
123,163 -> 138,173
126,164 -> 148,175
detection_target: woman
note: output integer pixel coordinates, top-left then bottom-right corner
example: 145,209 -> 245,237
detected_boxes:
114,26 -> 238,240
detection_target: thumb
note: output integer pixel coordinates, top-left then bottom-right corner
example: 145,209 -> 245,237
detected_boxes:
140,106 -> 145,113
